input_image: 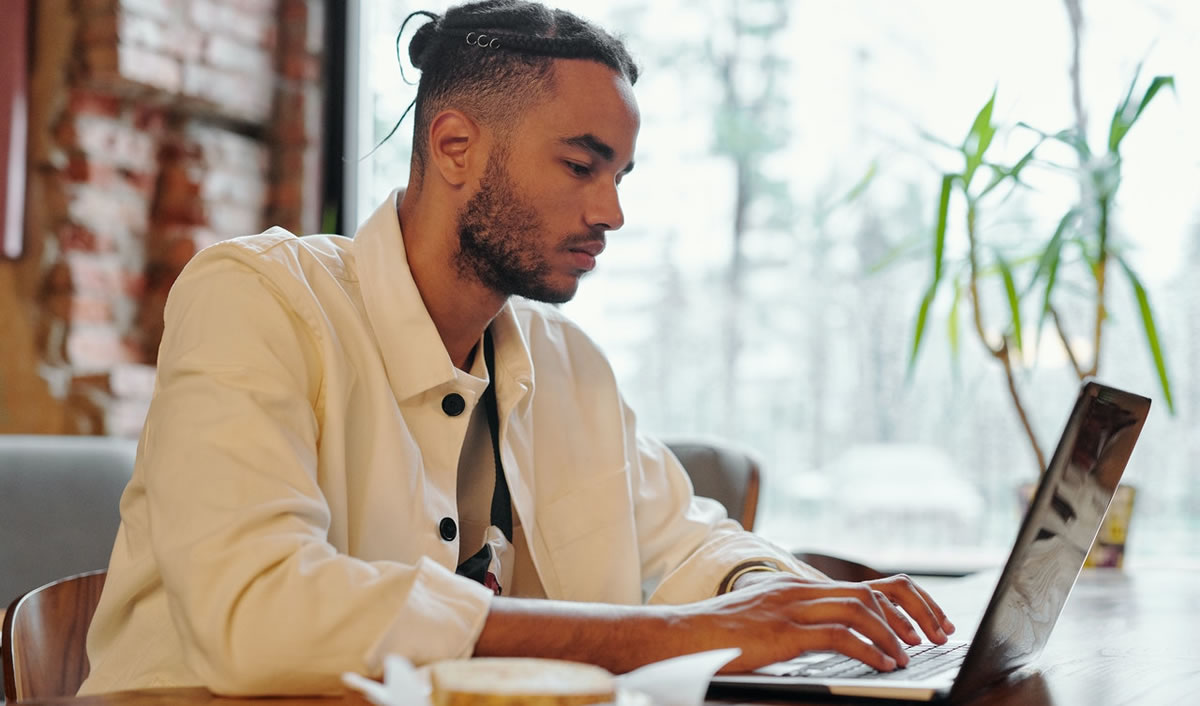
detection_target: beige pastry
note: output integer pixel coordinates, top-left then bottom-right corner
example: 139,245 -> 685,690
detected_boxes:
430,658 -> 617,706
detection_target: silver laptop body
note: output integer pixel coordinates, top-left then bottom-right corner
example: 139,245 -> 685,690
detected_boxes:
709,381 -> 1151,701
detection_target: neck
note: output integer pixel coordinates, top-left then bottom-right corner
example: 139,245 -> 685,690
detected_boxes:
398,188 -> 507,371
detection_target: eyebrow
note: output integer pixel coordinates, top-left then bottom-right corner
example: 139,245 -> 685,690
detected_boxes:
560,134 -> 635,175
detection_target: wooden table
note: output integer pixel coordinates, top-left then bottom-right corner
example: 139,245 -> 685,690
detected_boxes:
13,569 -> 1200,706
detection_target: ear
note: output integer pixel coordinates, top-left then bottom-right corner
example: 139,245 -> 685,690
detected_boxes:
426,109 -> 483,188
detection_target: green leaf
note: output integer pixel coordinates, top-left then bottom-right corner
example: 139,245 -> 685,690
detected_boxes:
948,277 -> 962,357
1114,253 -> 1176,414
838,160 -> 878,206
908,283 -> 938,378
908,174 -> 954,376
907,170 -> 961,377
1031,211 -> 1076,346
1107,62 -> 1145,151
1132,76 -> 1175,123
1007,142 -> 1040,183
994,250 -> 1023,354
962,88 -> 998,186
933,174 -> 953,280
1026,209 -> 1077,295
1019,121 -> 1092,161
1109,74 -> 1175,154
1014,121 -> 1052,139
978,140 -> 1041,200
978,165 -> 1009,200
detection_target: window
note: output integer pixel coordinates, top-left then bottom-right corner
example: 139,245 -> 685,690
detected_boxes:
348,0 -> 1200,568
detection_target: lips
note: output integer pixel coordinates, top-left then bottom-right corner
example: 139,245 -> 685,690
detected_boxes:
564,237 -> 604,272
566,238 -> 605,273
569,238 -> 606,258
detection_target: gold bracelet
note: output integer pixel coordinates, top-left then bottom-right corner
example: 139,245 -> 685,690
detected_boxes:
717,560 -> 780,595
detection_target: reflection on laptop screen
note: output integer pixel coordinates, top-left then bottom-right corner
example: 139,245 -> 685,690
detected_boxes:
953,383 -> 1149,698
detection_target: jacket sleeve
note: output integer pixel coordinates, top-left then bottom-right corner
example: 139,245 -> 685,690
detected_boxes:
623,406 -> 826,605
142,248 -> 493,695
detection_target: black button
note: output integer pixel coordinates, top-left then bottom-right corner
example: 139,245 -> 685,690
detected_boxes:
441,393 -> 466,416
439,517 -> 457,541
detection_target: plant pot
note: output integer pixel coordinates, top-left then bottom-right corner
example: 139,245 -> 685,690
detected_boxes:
1017,483 -> 1137,568
1084,484 -> 1136,568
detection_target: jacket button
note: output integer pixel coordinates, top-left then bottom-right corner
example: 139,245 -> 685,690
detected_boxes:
439,517 -> 457,541
441,393 -> 466,417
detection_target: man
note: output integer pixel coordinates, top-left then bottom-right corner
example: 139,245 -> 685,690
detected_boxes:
81,0 -> 953,696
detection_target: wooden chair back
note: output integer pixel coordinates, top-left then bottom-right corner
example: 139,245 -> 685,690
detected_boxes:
2,570 -> 107,701
792,551 -> 887,582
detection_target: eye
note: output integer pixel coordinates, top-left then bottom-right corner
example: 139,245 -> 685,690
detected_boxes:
565,161 -> 592,177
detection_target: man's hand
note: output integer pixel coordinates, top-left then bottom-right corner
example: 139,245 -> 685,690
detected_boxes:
690,571 -> 956,673
475,572 -> 955,676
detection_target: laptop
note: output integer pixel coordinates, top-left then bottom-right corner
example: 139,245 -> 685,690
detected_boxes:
709,380 -> 1151,701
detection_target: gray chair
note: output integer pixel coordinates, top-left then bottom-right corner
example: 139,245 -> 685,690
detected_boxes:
663,436 -> 761,531
664,436 -> 886,582
0,434 -> 136,696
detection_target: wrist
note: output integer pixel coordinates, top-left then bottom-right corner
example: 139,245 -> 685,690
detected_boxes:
717,560 -> 780,595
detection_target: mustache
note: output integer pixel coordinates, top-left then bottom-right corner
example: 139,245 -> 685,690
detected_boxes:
561,231 -> 607,249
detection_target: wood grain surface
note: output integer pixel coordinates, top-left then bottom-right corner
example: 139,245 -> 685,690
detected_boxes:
7,569 -> 1197,705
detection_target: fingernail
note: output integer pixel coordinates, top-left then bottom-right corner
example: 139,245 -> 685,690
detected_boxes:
883,656 -> 897,670
944,619 -> 957,633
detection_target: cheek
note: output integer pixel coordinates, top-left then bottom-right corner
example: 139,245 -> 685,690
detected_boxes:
520,180 -> 577,224
506,162 -> 584,227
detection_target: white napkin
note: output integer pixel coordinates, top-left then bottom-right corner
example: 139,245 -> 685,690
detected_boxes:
615,648 -> 741,706
342,648 -> 741,706
343,655 -> 430,706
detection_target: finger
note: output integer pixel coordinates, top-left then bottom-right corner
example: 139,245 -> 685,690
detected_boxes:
868,576 -> 949,643
785,581 -> 892,624
792,625 -> 899,673
785,597 -> 910,666
909,580 -> 956,634
874,589 -> 921,645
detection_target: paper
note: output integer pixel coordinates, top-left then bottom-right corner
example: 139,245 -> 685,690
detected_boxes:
342,648 -> 742,706
343,655 -> 430,706
616,648 -> 741,706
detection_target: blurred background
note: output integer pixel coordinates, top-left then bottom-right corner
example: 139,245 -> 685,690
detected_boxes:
353,0 -> 1199,570
2,0 -> 1197,572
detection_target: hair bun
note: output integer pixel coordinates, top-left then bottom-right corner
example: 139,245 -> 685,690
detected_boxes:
407,14 -> 439,70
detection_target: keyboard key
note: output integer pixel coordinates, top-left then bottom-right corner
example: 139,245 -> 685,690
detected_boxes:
786,642 -> 969,680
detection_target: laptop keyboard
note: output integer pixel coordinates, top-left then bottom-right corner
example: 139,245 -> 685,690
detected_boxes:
785,642 -> 969,681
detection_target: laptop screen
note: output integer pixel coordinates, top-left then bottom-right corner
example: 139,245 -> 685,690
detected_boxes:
952,382 -> 1150,698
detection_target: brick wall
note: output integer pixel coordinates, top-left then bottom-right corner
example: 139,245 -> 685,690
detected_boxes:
0,0 -> 327,436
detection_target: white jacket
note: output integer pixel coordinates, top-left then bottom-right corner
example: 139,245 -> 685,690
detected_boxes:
81,193 -> 807,696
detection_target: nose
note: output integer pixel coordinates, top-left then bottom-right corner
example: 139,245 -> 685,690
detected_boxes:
585,181 -> 625,232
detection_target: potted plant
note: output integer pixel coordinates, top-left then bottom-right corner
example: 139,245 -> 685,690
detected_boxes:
905,67 -> 1176,567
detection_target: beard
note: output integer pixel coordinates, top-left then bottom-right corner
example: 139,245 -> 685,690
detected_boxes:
455,152 -> 582,304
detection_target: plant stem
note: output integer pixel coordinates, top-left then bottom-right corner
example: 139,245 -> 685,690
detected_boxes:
966,203 -> 1001,356
1088,197 -> 1109,377
966,199 -> 1047,472
1063,0 -> 1088,140
1050,306 -> 1087,379
998,340 -> 1048,472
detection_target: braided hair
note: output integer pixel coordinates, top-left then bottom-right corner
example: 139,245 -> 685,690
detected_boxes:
400,1 -> 639,176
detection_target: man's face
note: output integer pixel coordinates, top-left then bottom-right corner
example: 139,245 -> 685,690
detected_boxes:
454,60 -> 640,303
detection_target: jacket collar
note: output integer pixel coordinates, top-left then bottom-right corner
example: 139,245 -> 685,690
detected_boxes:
353,190 -> 535,407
